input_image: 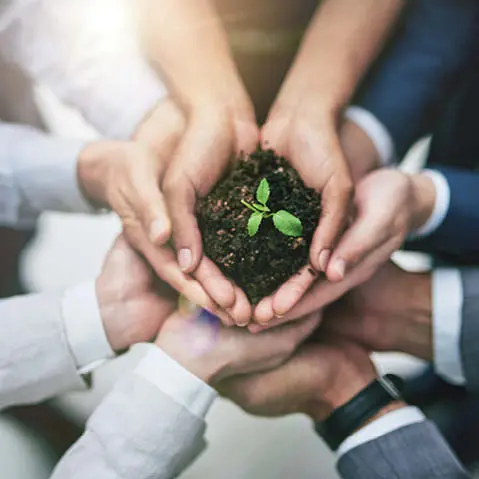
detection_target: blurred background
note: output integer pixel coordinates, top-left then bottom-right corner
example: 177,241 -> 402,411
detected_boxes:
0,82 -> 429,479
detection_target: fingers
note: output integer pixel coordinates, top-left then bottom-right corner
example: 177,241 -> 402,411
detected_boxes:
260,114 -> 290,155
137,178 -> 172,246
193,257 -> 238,320
271,265 -> 318,318
309,172 -> 354,273
163,167 -> 202,273
325,211 -> 389,283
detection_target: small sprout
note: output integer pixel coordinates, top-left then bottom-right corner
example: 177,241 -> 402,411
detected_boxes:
241,178 -> 303,238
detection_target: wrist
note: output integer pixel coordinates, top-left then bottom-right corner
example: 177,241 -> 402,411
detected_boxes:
410,173 -> 437,233
307,371 -> 377,422
340,119 -> 381,182
77,141 -> 117,209
95,277 -> 131,353
393,271 -> 433,361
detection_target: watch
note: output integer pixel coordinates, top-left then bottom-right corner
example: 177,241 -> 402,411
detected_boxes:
314,374 -> 404,451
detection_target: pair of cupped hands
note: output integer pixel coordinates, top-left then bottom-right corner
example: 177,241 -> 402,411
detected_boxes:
79,92 -> 432,330
89,89 -> 435,418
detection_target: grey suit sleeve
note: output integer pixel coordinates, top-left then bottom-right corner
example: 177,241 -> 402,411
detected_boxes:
338,421 -> 470,479
460,268 -> 479,391
0,292 -> 85,410
51,373 -> 207,479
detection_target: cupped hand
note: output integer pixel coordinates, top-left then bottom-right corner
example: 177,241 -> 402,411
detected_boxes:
217,338 -> 377,421
96,236 -> 178,352
163,99 -> 260,326
78,98 -> 185,246
252,168 -> 435,326
155,308 -> 321,384
252,106 -> 354,322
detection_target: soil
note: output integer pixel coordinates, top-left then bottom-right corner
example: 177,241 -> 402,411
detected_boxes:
197,147 -> 322,304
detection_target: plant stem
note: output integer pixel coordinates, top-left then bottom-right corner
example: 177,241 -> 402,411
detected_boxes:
241,199 -> 261,213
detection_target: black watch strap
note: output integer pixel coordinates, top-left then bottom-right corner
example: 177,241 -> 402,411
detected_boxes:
314,374 -> 404,451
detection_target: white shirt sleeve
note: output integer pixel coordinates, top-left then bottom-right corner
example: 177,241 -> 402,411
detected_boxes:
410,169 -> 451,239
61,280 -> 115,375
134,345 -> 217,419
0,123 -> 97,229
0,0 -> 167,139
432,268 -> 466,385
337,406 -> 426,458
344,106 -> 396,166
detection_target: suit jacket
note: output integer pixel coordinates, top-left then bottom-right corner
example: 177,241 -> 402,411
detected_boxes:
0,292 -> 206,479
337,268 -> 479,478
407,165 -> 479,264
356,0 -> 479,159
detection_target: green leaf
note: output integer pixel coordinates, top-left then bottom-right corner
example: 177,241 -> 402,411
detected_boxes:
273,210 -> 303,237
248,212 -> 264,237
253,203 -> 271,212
256,178 -> 270,205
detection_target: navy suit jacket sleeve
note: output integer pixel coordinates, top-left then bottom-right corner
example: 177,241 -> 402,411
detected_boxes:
354,0 -> 479,159
407,166 -> 479,263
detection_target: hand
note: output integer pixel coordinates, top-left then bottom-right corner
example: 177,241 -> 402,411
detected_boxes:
163,98 -> 260,326
155,308 -> 321,384
78,98 -> 185,247
252,169 -> 435,326
323,262 -> 433,360
217,338 -> 384,422
96,236 -> 177,352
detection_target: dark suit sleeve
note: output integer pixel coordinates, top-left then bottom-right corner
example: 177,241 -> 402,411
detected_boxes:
338,421 -> 470,479
354,0 -> 479,159
406,166 -> 479,263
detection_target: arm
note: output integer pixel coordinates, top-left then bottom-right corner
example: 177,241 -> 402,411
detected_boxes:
351,0 -> 479,163
0,236 -> 179,410
51,304 -> 321,478
0,0 -> 165,139
338,420 -> 470,479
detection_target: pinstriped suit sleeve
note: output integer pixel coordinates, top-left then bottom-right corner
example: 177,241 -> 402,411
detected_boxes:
460,268 -> 479,391
338,421 -> 470,479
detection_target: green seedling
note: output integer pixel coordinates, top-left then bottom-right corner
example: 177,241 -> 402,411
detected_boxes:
241,178 -> 303,238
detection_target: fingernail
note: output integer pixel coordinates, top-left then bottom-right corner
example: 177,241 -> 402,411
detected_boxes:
273,314 -> 285,320
178,249 -> 192,272
318,249 -> 331,272
334,259 -> 346,280
149,218 -> 166,243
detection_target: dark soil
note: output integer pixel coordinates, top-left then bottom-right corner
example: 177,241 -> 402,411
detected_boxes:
197,147 -> 322,304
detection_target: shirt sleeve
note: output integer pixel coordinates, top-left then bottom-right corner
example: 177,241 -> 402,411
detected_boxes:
0,123 -> 97,228
344,106 -> 396,167
432,268 -> 466,385
61,280 -> 115,375
134,345 -> 217,419
337,406 -> 426,458
410,169 -> 451,239
0,0 -> 167,139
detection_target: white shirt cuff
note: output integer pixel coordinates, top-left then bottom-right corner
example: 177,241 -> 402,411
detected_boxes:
411,170 -> 451,239
10,131 -> 96,218
61,280 -> 115,375
337,406 -> 426,458
344,106 -> 396,166
432,268 -> 465,385
134,345 -> 217,419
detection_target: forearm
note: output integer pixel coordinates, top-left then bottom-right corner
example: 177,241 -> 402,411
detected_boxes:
0,292 -> 85,410
140,0 -> 245,109
279,0 -> 405,114
0,0 -> 165,139
52,347 -> 215,479
0,124 -> 94,228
